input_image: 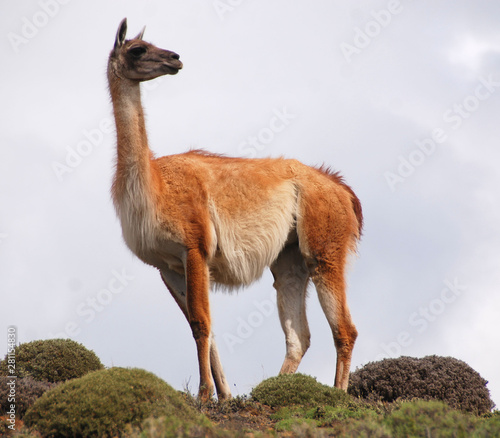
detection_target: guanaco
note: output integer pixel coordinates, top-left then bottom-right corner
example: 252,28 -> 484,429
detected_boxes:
107,18 -> 362,400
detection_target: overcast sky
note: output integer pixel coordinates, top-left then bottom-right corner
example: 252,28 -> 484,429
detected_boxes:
1,1 -> 499,406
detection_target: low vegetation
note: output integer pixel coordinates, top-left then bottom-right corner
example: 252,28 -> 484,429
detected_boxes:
0,344 -> 497,437
0,377 -> 57,418
23,367 -> 212,437
0,339 -> 103,383
0,338 -> 104,430
251,373 -> 353,408
348,355 -> 495,415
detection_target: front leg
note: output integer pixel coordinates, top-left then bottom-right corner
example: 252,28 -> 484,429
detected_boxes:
160,268 -> 231,399
185,248 -> 213,401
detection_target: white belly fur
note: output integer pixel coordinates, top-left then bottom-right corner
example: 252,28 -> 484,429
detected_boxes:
117,179 -> 298,289
208,181 -> 298,287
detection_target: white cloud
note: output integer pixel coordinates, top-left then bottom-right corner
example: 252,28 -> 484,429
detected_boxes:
448,34 -> 500,73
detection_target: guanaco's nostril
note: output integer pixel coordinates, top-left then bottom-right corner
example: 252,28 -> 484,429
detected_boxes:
171,53 -> 180,60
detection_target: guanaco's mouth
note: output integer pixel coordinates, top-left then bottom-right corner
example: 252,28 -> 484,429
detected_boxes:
163,60 -> 183,75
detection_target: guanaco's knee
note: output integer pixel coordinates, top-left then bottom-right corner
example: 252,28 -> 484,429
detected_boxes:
190,320 -> 210,340
334,323 -> 358,357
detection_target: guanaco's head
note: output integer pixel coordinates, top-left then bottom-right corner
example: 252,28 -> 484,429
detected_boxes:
108,18 -> 182,82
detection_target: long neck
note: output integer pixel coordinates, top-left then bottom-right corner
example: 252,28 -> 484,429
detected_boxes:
109,77 -> 155,203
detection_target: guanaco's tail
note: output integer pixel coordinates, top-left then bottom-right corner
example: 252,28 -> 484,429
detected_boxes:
317,164 -> 363,242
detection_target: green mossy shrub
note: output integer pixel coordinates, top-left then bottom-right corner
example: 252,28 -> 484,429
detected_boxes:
383,400 -> 478,437
24,367 -> 211,437
348,355 -> 494,415
0,376 -> 58,418
474,411 -> 500,436
133,415 -> 220,438
251,373 -> 351,408
268,400 -> 499,437
339,419 -> 393,438
0,339 -> 103,383
271,404 -> 379,434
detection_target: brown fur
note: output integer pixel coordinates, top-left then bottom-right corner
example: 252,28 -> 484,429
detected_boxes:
107,18 -> 363,400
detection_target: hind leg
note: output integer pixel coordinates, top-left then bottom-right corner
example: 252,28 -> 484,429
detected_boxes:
309,258 -> 357,390
160,268 -> 231,399
270,244 -> 311,374
297,181 -> 359,391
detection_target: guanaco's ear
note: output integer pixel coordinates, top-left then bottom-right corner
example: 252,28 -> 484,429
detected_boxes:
115,18 -> 128,49
133,26 -> 146,41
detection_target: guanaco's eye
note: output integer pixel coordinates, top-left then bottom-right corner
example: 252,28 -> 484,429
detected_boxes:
129,46 -> 147,57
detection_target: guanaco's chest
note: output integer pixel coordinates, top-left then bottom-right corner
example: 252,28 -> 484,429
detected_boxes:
115,188 -> 187,276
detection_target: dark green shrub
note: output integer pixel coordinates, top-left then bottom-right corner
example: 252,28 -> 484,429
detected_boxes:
0,376 -> 58,418
348,356 -> 494,415
0,339 -> 103,383
24,367 -> 211,437
384,400 -> 477,437
135,415 -> 221,438
340,418 -> 393,438
474,411 -> 500,436
271,403 -> 380,435
251,373 -> 351,408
